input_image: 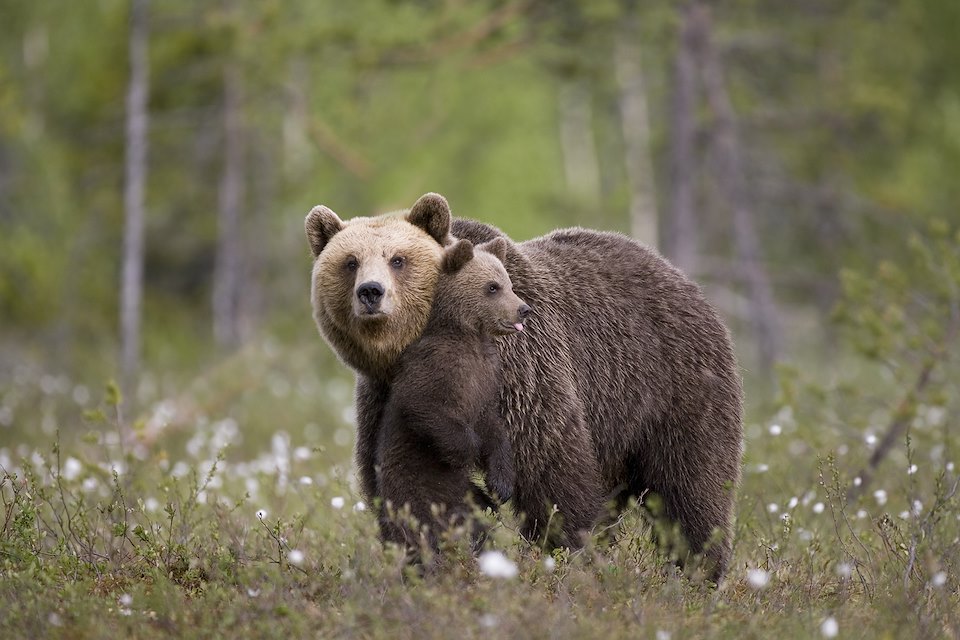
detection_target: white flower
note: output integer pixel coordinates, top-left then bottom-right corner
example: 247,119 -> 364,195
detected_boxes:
256,509 -> 268,520
543,556 -> 556,573
836,563 -> 852,579
746,568 -> 769,590
247,588 -> 260,597
931,571 -> 947,587
294,446 -> 311,461
820,616 -> 838,638
298,476 -> 313,486
656,631 -> 671,640
768,424 -> 782,436
353,501 -> 366,512
947,462 -> 955,473
119,593 -> 132,607
853,476 -> 862,487
479,614 -> 498,628
767,503 -> 779,513
865,433 -> 878,446
331,496 -> 345,510
144,497 -> 159,513
856,509 -> 868,519
812,502 -> 825,514
756,464 -> 769,473
62,457 -> 82,481
907,464 -> 918,475
478,550 -> 518,579
82,477 -> 99,493
787,496 -> 799,509
912,500 -> 923,516
873,489 -> 887,506
898,510 -> 910,519
288,549 -> 304,566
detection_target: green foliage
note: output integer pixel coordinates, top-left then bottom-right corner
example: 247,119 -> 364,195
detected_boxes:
2,0 -> 960,374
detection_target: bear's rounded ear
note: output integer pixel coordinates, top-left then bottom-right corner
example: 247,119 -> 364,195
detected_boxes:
406,192 -> 451,245
477,237 -> 508,264
441,239 -> 474,274
305,205 -> 343,258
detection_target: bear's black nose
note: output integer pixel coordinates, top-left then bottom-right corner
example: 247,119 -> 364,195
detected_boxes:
357,281 -> 385,309
518,304 -> 532,319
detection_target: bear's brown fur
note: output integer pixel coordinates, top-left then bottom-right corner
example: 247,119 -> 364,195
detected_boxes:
305,193 -> 743,581
376,237 -> 528,552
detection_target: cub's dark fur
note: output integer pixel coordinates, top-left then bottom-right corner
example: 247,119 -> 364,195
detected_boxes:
376,238 -> 528,552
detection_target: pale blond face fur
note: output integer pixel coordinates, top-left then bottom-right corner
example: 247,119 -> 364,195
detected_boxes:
306,193 -> 452,378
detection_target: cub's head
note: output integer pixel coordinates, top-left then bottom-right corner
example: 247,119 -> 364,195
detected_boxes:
435,237 -> 531,337
305,193 -> 452,377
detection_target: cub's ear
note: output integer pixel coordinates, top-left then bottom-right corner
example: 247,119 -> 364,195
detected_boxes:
441,239 -> 474,274
305,205 -> 343,258
406,192 -> 451,245
477,237 -> 508,264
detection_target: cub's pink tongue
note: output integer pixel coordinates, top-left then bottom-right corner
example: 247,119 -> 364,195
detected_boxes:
514,323 -> 524,332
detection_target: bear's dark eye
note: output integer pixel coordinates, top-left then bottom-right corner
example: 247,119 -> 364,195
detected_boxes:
487,282 -> 500,295
345,257 -> 359,272
390,256 -> 405,269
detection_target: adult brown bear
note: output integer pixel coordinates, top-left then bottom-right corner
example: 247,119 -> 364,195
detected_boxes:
305,193 -> 743,580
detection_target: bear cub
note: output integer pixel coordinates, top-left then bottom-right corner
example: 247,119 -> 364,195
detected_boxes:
376,237 -> 530,552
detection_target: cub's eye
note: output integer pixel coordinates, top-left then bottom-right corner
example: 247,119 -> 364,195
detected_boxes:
390,256 -> 405,269
345,258 -> 359,272
487,282 -> 500,295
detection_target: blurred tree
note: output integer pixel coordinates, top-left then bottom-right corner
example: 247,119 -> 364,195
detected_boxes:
120,0 -> 151,398
614,0 -> 659,247
698,3 -> 781,371
663,2 -> 702,275
212,59 -> 245,350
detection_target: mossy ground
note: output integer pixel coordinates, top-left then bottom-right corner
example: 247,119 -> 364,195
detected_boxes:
1,340 -> 957,639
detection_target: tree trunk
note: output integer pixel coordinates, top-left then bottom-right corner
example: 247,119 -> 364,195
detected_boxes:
664,3 -> 703,274
557,78 -> 601,201
698,4 -> 781,371
119,0 -> 150,402
614,4 -> 659,248
212,62 -> 245,349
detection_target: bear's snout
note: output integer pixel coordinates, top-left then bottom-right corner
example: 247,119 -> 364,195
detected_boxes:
357,281 -> 385,312
518,304 -> 532,320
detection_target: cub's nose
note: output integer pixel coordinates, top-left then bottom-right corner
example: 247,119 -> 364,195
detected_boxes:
518,304 -> 532,320
357,281 -> 385,309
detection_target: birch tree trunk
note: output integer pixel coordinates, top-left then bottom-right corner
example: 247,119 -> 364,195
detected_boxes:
557,78 -> 601,201
119,0 -> 149,401
664,3 -> 704,274
698,5 -> 781,370
614,4 -> 659,248
212,62 -> 245,349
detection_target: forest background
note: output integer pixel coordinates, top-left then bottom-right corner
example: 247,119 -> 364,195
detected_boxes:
1,1 -> 959,638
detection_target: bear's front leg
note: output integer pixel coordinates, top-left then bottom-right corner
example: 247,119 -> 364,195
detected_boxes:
511,410 -> 605,549
354,375 -> 390,501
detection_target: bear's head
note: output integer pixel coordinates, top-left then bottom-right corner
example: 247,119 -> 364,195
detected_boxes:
305,193 -> 453,378
434,237 -> 531,337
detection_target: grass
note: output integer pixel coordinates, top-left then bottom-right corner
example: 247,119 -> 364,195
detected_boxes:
1,338 -> 958,639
